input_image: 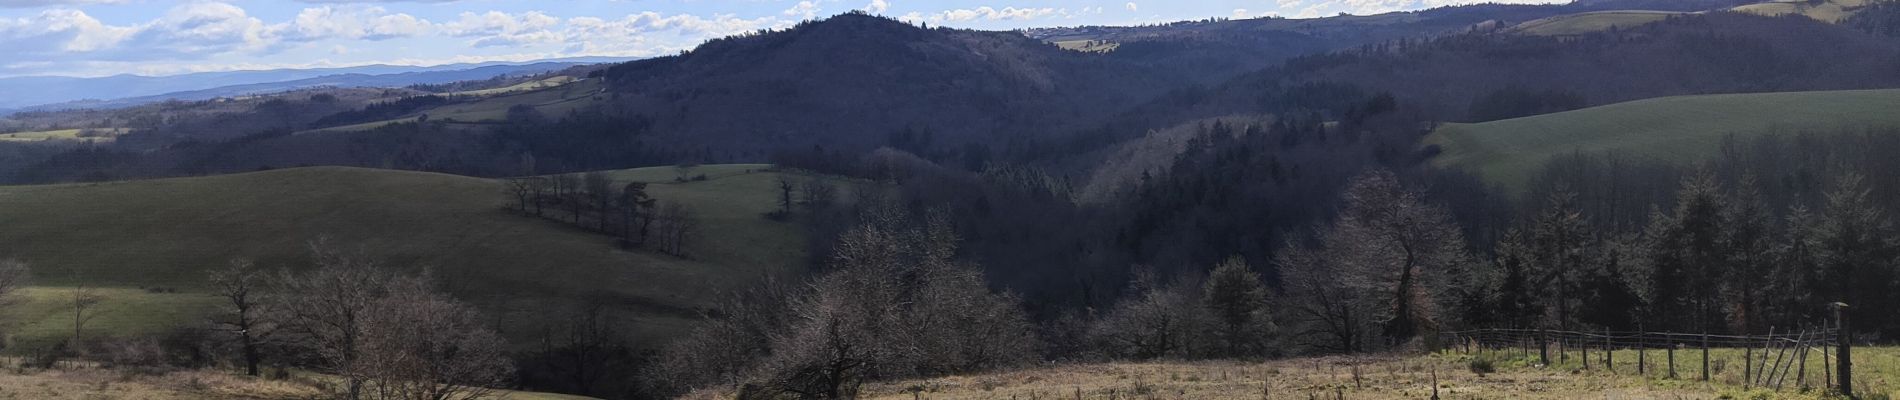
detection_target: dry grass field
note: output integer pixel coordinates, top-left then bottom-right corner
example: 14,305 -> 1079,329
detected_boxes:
839,347 -> 1900,399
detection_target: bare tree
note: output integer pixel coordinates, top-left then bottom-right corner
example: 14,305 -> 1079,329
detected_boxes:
357,273 -> 514,400
527,177 -> 551,217
1088,273 -> 1211,359
619,182 -> 656,244
1330,170 -> 1467,344
583,172 -> 614,232
773,176 -> 796,218
273,239 -> 385,400
504,178 -> 535,213
674,160 -> 700,182
801,177 -> 837,211
653,202 -> 699,257
554,174 -> 583,224
0,259 -> 29,306
70,272 -> 105,342
274,239 -> 513,400
209,258 -> 272,376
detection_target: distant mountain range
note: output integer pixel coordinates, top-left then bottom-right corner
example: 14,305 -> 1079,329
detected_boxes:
0,56 -> 635,111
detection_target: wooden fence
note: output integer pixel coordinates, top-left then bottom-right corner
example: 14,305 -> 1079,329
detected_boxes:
1442,324 -> 1853,396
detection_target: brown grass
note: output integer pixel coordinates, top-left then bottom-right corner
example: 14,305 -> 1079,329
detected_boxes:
852,352 -> 1848,399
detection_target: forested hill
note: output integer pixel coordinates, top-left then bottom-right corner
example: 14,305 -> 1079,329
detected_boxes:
593,12 -> 1190,160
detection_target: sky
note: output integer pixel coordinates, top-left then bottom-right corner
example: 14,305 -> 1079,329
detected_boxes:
0,0 -> 1566,78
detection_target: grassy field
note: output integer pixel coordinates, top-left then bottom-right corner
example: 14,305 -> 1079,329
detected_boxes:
445,76 -> 580,97
1508,10 -> 1682,36
0,164 -> 833,352
1054,39 -> 1120,52
833,346 -> 1900,399
0,366 -> 601,399
304,77 -> 605,133
1734,0 -> 1872,23
1426,89 -> 1900,192
0,128 -> 130,143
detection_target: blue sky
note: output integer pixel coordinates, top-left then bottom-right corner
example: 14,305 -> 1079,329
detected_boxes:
0,0 -> 1563,77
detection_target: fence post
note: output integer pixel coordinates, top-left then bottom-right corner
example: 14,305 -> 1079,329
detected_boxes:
1710,333 -> 1725,382
1746,333 -> 1755,388
1834,303 -> 1852,398
1798,328 -> 1808,388
1539,329 -> 1550,367
1668,333 -> 1677,379
1583,334 -> 1590,370
1639,333 -> 1647,375
1605,328 -> 1614,374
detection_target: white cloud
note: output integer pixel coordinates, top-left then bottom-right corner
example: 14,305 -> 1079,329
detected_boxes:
442,10 -> 563,47
0,0 -> 125,8
920,6 -> 1065,23
865,0 -> 890,14
281,6 -> 431,42
1290,0 -> 1564,16
1233,8 -> 1249,18
1125,2 -> 1138,12
783,1 -> 820,19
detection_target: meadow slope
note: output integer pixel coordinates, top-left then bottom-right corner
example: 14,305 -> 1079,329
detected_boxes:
0,164 -> 820,351
1426,89 -> 1900,191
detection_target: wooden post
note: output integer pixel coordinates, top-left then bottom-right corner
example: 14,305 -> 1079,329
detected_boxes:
1748,333 -> 1763,386
1583,334 -> 1590,370
1606,328 -> 1614,373
1668,334 -> 1677,379
1701,333 -> 1711,382
1639,333 -> 1647,376
1759,327 -> 1776,386
1767,330 -> 1787,388
1798,329 -> 1809,388
1539,330 -> 1550,367
1834,303 -> 1852,398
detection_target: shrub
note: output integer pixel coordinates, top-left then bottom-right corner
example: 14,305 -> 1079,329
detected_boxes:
1468,357 -> 1496,375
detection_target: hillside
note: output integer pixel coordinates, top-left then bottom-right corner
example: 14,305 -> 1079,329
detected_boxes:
1217,11 -> 1900,122
0,164 -> 830,350
1425,89 -> 1900,190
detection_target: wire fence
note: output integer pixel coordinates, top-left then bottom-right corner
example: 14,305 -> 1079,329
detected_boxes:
1442,326 -> 1853,395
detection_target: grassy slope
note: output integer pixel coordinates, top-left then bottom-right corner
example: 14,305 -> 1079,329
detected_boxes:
1734,0 -> 1872,23
0,128 -> 129,143
1426,89 -> 1900,191
303,78 -> 604,133
824,347 -> 1900,399
0,164 -> 815,351
1509,10 -> 1683,36
445,76 -> 580,97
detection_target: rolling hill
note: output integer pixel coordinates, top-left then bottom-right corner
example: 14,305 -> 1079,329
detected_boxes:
1425,89 -> 1900,190
0,164 -> 837,351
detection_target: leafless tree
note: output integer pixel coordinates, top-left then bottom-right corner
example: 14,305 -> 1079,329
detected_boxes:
70,272 -> 105,342
209,258 -> 272,376
1329,170 -> 1467,344
273,239 -> 386,399
674,160 -> 700,182
273,239 -> 513,400
776,176 -> 797,217
619,182 -> 655,244
504,178 -> 535,213
583,172 -> 614,232
357,273 -> 513,400
554,174 -> 583,224
652,202 -> 699,257
1088,271 -> 1212,359
801,177 -> 837,211
1276,170 -> 1467,352
0,259 -> 29,306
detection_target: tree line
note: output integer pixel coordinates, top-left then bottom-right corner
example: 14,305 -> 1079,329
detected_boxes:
0,240 -> 515,400
504,171 -> 698,257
